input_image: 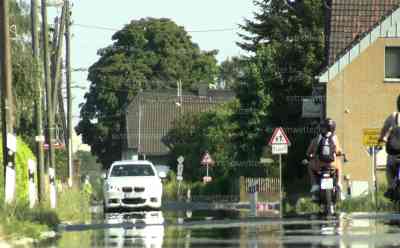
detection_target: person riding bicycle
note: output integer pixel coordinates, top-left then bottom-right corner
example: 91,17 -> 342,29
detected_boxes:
306,118 -> 343,194
379,95 -> 400,200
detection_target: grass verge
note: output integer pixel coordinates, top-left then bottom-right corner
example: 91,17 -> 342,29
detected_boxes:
288,185 -> 398,214
0,186 -> 92,241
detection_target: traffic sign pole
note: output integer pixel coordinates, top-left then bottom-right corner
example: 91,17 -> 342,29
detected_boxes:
371,146 -> 377,207
177,156 -> 184,201
362,129 -> 380,206
268,127 -> 290,219
279,154 -> 282,219
201,152 -> 214,184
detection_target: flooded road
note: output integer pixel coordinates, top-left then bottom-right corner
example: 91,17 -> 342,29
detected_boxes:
38,211 -> 400,248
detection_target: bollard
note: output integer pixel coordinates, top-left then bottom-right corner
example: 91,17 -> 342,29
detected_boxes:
5,162 -> 16,204
49,168 -> 56,209
28,160 -> 37,208
250,191 -> 258,217
186,189 -> 191,202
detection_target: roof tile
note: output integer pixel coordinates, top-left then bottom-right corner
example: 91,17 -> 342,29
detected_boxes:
328,0 -> 400,64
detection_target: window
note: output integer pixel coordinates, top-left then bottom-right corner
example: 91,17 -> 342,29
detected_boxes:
385,47 -> 400,79
110,164 -> 155,177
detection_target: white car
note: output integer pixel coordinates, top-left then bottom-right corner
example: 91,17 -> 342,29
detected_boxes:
103,160 -> 166,212
104,211 -> 165,248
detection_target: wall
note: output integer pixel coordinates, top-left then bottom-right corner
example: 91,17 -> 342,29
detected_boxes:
326,38 -> 400,188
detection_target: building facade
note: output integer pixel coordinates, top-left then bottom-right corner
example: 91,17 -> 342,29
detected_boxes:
123,89 -> 235,164
318,1 -> 400,190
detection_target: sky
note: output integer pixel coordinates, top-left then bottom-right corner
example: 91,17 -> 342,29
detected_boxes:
45,0 -> 257,126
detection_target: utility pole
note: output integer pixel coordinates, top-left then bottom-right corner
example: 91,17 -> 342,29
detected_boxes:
31,0 -> 45,204
51,5 -> 66,111
52,16 -> 67,146
41,0 -> 55,195
1,0 -> 16,203
65,0 -> 73,187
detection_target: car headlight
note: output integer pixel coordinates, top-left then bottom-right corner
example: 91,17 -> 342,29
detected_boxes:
106,184 -> 120,191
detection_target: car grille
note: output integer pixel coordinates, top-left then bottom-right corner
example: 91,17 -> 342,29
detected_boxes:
134,187 -> 145,193
123,213 -> 145,219
122,187 -> 133,193
122,198 -> 146,205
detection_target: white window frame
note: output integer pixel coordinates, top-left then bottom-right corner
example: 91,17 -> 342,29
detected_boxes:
384,46 -> 400,82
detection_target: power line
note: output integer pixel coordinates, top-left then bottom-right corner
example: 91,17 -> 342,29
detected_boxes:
73,23 -> 118,31
73,23 -> 238,33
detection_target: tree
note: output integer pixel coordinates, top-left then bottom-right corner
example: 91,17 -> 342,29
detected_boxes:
231,52 -> 272,162
163,102 -> 238,182
7,1 -> 37,150
236,0 -> 326,188
77,18 -> 219,167
218,56 -> 247,89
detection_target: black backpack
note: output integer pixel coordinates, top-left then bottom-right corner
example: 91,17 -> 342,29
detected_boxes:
386,113 -> 400,155
317,135 -> 336,163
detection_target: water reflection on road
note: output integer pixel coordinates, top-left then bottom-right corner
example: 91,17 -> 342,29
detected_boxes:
43,212 -> 400,248
104,211 -> 164,248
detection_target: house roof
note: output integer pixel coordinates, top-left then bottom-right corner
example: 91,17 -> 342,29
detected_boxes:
125,90 -> 234,156
319,0 -> 400,83
328,0 -> 400,65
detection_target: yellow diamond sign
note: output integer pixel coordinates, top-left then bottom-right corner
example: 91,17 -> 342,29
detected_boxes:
362,128 -> 380,146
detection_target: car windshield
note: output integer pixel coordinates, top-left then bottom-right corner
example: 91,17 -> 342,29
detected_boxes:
110,164 -> 155,177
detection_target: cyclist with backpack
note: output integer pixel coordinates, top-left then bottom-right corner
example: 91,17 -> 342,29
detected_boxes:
378,95 -> 400,199
306,118 -> 343,193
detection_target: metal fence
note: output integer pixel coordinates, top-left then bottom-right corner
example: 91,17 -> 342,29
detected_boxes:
189,195 -> 240,203
244,177 -> 280,193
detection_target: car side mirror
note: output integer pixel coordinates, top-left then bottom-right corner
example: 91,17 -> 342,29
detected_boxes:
158,171 -> 167,179
102,172 -> 107,180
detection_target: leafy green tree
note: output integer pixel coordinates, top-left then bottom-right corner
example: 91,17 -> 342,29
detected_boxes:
218,56 -> 247,89
5,1 -> 37,149
77,18 -> 219,168
237,0 -> 326,189
163,102 -> 238,182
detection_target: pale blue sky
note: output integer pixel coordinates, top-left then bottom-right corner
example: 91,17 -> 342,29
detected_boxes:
46,0 -> 257,125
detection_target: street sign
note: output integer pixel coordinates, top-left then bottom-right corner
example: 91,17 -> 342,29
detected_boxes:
203,176 -> 212,183
43,143 -> 65,150
302,97 -> 322,118
367,146 -> 380,156
35,135 -> 45,142
260,158 -> 274,164
201,152 -> 215,166
268,127 -> 289,219
363,128 -> 380,146
268,127 -> 291,146
177,156 -> 184,164
272,144 -> 288,154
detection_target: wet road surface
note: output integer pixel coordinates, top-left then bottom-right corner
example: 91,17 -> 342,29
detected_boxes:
38,211 -> 400,248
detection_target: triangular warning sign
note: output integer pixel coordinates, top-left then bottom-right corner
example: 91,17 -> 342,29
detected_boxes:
268,127 -> 291,146
201,152 -> 215,165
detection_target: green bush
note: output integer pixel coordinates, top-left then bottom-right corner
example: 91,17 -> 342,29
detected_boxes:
290,184 -> 397,214
56,187 -> 91,223
0,203 -> 57,239
163,170 -> 237,201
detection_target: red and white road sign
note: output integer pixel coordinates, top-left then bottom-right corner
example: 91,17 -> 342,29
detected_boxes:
201,152 -> 215,166
43,143 -> 65,150
268,127 -> 291,146
203,176 -> 212,183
